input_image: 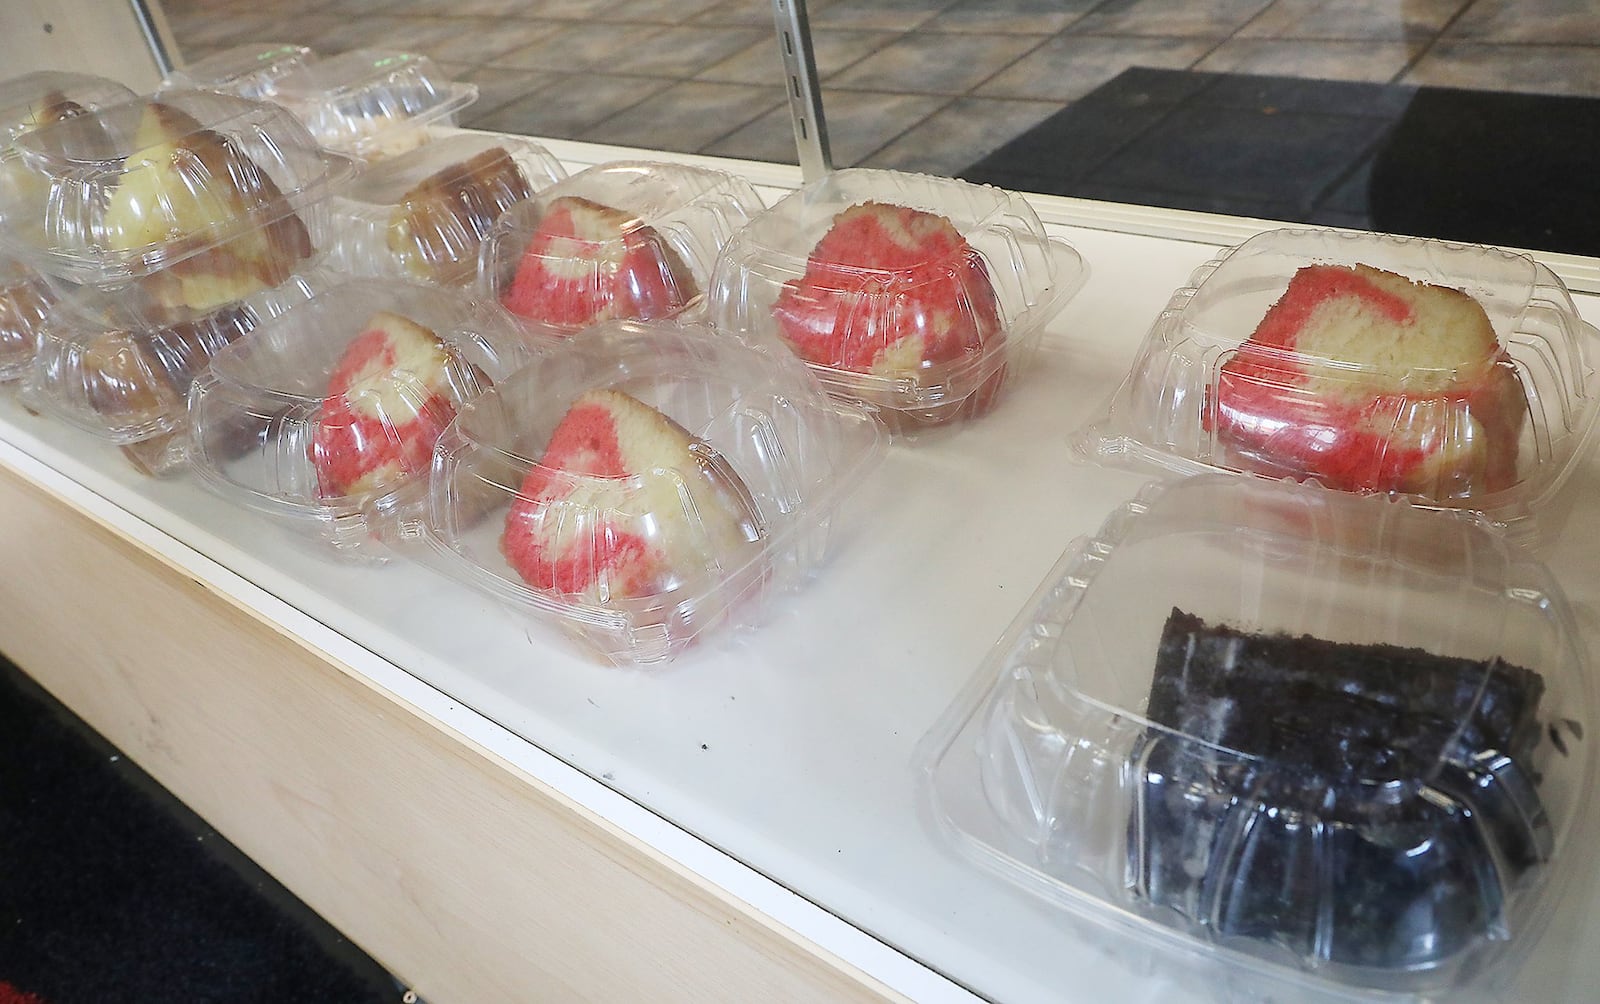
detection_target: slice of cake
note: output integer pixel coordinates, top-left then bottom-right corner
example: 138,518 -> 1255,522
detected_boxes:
73,306 -> 255,429
79,329 -> 179,424
499,196 -> 696,331
0,273 -> 54,377
311,310 -> 477,499
1212,263 -> 1527,497
1133,608 -> 1551,972
771,201 -> 1004,381
104,102 -> 313,316
500,389 -> 759,603
388,146 -> 533,284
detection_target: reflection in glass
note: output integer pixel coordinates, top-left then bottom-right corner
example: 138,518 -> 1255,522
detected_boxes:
156,0 -> 1600,256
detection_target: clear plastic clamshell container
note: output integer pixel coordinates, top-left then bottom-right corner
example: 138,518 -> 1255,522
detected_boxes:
407,318 -> 885,666
0,89 -> 356,323
921,475 -> 1595,1002
159,43 -> 319,101
271,50 -> 477,162
477,160 -> 764,338
187,278 -> 529,557
0,250 -> 55,382
326,133 -> 565,287
707,167 -> 1088,434
22,277 -> 313,475
0,70 -> 136,148
0,71 -> 136,240
1073,229 -> 1600,540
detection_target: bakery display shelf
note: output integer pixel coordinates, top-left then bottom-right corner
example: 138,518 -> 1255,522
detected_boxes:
4,137 -> 1600,1004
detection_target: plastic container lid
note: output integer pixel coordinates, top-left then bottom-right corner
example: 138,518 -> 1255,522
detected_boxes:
0,252 -> 55,382
187,278 -> 529,556
477,160 -> 765,338
922,474 -> 1594,999
326,133 -> 565,287
271,49 -> 477,162
0,90 -> 356,322
1073,229 -> 1600,540
21,275 -> 315,474
0,71 -> 137,148
707,167 -> 1088,433
159,43 -> 319,101
405,318 -> 885,666
0,71 -> 137,247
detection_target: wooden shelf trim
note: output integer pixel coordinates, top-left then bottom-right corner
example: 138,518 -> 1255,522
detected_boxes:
0,463 -> 909,1004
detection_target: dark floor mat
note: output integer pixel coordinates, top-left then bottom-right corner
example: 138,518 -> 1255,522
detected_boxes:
961,67 -> 1600,256
0,652 -> 401,1004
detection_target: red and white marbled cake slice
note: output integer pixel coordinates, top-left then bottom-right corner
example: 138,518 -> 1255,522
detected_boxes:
501,388 -> 756,602
1214,263 -> 1526,496
501,195 -> 693,330
312,310 -> 460,499
772,201 -> 1002,377
1244,264 -> 1500,396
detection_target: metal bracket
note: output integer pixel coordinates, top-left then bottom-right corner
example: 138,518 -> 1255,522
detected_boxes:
128,0 -> 181,77
772,0 -> 832,182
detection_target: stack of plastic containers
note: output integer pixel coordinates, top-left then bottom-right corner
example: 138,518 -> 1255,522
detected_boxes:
1072,229 -> 1600,541
0,71 -> 136,385
326,132 -> 566,286
477,160 -> 765,340
270,50 -> 478,163
922,474 -> 1595,1001
187,278 -> 528,557
0,88 -> 357,472
28,289 -> 298,475
158,43 -> 319,101
918,225 -> 1600,1000
708,167 -> 1088,434
406,318 -> 884,666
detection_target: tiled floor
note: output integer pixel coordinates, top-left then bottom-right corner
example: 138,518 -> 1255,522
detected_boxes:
158,0 -> 1600,180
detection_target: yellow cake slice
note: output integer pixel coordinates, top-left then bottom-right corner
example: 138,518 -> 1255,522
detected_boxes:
104,102 -> 312,315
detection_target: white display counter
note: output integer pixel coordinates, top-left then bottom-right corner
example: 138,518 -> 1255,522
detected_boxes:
3,139 -> 1598,1004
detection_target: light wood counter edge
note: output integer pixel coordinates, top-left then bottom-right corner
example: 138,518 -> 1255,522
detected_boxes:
0,463 -> 912,1004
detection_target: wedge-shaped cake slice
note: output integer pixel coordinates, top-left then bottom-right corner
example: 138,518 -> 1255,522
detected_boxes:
772,200 -> 1004,377
499,196 -> 695,331
312,310 -> 476,499
104,101 -> 312,315
66,304 -> 254,430
388,145 -> 533,284
1133,608 -> 1550,972
1211,263 -> 1528,498
501,389 -> 758,603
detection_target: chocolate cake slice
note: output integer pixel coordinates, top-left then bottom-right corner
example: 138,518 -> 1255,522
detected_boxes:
1131,609 -> 1551,974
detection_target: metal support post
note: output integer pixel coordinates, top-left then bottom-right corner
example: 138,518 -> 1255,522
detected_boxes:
772,0 -> 832,182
